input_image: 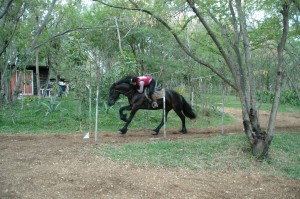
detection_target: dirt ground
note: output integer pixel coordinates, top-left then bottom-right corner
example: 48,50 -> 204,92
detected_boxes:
0,108 -> 299,199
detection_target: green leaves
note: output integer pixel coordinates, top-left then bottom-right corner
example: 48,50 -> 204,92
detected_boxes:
41,96 -> 62,116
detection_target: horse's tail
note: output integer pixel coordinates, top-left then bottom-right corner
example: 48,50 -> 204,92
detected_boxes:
181,96 -> 197,119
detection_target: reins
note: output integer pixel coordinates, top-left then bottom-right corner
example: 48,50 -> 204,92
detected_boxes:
115,88 -> 134,96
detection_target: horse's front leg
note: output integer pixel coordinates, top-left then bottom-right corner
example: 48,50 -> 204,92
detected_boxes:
119,105 -> 131,122
119,108 -> 138,134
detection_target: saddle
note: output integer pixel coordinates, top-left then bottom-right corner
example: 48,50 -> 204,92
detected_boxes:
144,87 -> 164,100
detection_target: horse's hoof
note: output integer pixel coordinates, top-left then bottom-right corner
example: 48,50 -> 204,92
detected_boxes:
119,128 -> 127,134
120,114 -> 127,122
152,130 -> 159,135
180,129 -> 187,134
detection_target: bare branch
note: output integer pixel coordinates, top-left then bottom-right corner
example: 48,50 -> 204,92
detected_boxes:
0,0 -> 13,19
185,0 -> 239,90
228,0 -> 242,67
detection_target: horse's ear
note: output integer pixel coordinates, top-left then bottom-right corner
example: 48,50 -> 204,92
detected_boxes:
110,83 -> 115,90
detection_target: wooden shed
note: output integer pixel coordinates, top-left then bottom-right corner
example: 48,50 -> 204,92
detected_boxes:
10,65 -> 50,96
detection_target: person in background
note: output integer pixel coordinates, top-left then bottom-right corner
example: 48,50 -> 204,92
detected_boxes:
130,75 -> 158,108
58,79 -> 66,97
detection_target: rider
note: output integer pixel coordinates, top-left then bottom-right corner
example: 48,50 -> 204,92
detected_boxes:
130,75 -> 158,108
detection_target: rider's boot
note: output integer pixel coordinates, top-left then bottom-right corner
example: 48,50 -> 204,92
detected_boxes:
151,94 -> 158,108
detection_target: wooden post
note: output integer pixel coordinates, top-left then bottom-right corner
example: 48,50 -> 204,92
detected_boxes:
89,63 -> 92,136
95,85 -> 99,142
162,59 -> 166,138
221,83 -> 225,134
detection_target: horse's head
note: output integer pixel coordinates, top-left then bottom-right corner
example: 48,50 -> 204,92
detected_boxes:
108,83 -> 120,106
108,81 -> 134,106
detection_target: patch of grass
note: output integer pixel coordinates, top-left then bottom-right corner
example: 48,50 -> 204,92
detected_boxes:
268,132 -> 300,179
97,132 -> 300,180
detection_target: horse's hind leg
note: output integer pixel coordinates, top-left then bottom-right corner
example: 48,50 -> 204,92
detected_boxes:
174,108 -> 187,133
153,110 -> 170,135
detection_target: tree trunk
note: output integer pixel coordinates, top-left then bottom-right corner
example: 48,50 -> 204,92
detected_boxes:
12,69 -> 24,102
114,17 -> 123,53
36,49 -> 41,99
234,0 -> 267,156
266,2 -> 290,147
0,61 -> 10,107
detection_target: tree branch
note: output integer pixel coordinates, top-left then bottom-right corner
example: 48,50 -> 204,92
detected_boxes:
228,0 -> 242,68
33,25 -> 116,50
92,0 -> 237,90
0,0 -> 13,19
0,2 -> 27,57
30,0 -> 57,51
267,1 -> 290,143
186,1 -> 236,72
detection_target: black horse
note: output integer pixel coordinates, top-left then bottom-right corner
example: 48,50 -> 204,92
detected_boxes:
107,76 -> 196,135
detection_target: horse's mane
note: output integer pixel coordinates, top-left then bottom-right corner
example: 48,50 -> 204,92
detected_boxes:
115,76 -> 134,85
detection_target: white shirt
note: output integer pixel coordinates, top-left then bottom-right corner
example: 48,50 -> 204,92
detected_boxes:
137,81 -> 144,93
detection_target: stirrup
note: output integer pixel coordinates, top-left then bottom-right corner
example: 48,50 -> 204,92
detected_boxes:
152,102 -> 158,108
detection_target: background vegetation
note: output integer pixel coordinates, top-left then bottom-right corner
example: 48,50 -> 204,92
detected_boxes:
0,92 -> 237,133
0,0 -> 299,176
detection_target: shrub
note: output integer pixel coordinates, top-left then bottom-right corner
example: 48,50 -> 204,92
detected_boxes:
257,90 -> 299,106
